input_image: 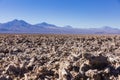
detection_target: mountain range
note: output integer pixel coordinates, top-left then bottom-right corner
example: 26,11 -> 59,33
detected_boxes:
0,19 -> 120,34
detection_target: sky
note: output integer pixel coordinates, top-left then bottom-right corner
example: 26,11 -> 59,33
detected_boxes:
0,0 -> 120,28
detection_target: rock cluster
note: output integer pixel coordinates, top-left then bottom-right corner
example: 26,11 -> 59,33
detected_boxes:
0,34 -> 120,80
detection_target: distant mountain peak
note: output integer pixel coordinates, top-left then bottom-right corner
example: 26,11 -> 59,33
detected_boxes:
40,22 -> 49,25
11,19 -> 29,23
35,22 -> 58,28
6,19 -> 31,26
12,19 -> 19,22
64,25 -> 73,28
0,19 -> 32,32
102,26 -> 118,30
102,26 -> 112,29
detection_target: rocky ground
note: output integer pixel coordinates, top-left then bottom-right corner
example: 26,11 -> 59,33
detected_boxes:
0,34 -> 120,80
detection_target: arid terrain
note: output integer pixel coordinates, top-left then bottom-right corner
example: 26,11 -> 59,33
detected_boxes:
0,34 -> 120,80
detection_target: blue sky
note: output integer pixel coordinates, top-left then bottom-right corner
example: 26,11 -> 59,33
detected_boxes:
0,0 -> 120,28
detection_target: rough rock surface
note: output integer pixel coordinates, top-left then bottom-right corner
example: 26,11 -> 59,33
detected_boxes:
0,34 -> 120,80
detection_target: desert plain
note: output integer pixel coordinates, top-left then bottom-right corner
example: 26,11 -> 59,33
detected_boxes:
0,34 -> 120,80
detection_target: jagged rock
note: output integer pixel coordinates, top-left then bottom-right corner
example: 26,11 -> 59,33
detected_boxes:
0,75 -> 12,80
80,62 -> 90,74
118,75 -> 120,80
0,34 -> 120,79
10,48 -> 22,54
85,69 -> 101,80
5,64 -> 27,77
86,54 -> 109,70
59,61 -> 73,80
104,67 -> 111,74
27,57 -> 36,71
59,68 -> 72,80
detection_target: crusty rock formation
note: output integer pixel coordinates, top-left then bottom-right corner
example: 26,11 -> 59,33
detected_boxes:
0,34 -> 120,80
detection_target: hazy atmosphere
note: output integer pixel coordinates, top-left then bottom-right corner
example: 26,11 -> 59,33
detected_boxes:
0,0 -> 120,28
